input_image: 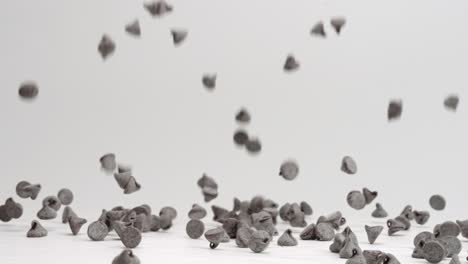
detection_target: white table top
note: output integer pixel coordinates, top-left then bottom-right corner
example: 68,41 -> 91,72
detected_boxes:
1,215 -> 466,264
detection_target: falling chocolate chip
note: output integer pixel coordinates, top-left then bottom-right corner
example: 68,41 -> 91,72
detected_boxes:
371,203 -> 388,218
311,22 -> 326,37
346,191 -> 366,210
57,188 -> 74,206
18,82 -> 39,100
365,225 -> 383,244
429,195 -> 446,211
279,160 -> 299,181
330,17 -> 346,34
283,54 -> 299,72
341,156 -> 357,174
387,100 -> 403,121
444,94 -> 459,111
144,0 -> 173,17
202,74 -> 216,90
245,138 -> 262,154
171,29 -> 188,46
98,35 -> 115,59
125,20 -> 141,37
233,130 -> 249,146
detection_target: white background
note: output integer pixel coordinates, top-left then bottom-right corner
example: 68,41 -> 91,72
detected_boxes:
1,0 -> 468,262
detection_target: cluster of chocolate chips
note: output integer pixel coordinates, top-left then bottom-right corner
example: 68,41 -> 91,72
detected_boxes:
97,0 -> 182,61
233,108 -> 263,155
100,153 -> 141,194
329,227 -> 400,264
197,195 -> 285,253
197,174 -> 218,202
0,198 -> 23,222
412,220 -> 464,263
346,187 -> 378,210
387,205 -> 431,236
87,204 -> 177,248
279,201 -> 312,227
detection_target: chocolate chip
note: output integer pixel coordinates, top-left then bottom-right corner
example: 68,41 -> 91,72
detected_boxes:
37,206 -> 57,220
365,225 -> 383,244
245,138 -> 262,154
235,108 -> 251,124
233,130 -> 249,146
279,160 -> 299,181
87,221 -> 109,241
62,206 -> 77,224
125,20 -> 141,37
371,203 -> 388,218
202,74 -> 216,90
98,35 -> 115,59
68,216 -> 87,235
311,21 -> 326,37
235,224 -> 254,248
277,229 -> 297,246
0,205 -> 12,222
16,181 -> 41,199
437,221 -> 460,238
346,191 -> 366,210
330,17 -> 346,34
413,210 -> 430,225
100,153 -> 117,173
120,225 -> 142,248
4,198 -> 23,219
315,222 -> 335,241
387,219 -> 405,236
188,204 -> 207,220
171,29 -> 188,46
204,227 -> 225,249
144,0 -> 173,17
42,196 -> 61,211
423,240 -> 446,263
388,100 -> 403,121
283,54 -> 299,72
456,219 -> 468,239
300,201 -> 313,215
112,249 -> 140,264
186,219 -> 205,239
300,223 -> 317,240
248,230 -> 271,253
413,231 -> 434,247
57,188 -> 74,206
362,188 -> 377,204
18,82 -> 39,99
341,156 -> 357,174
27,220 -> 48,238
444,95 -> 459,111
429,195 -> 446,211
159,206 -> 177,220
437,236 -> 461,257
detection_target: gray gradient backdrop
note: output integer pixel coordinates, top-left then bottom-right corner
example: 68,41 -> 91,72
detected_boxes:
1,0 -> 467,220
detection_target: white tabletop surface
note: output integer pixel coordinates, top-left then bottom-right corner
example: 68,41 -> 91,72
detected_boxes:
1,214 -> 466,264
